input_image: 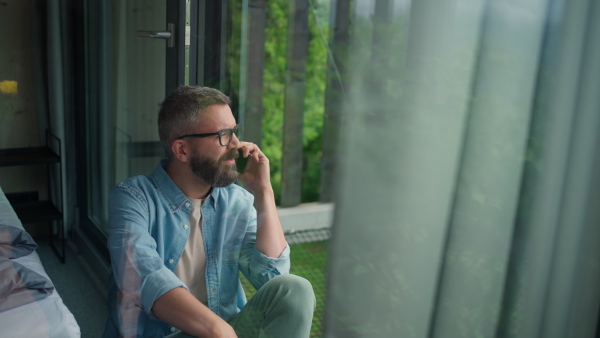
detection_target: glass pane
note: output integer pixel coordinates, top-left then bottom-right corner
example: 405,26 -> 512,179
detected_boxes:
0,1 -> 46,197
225,1 -> 334,336
226,0 -> 331,205
87,0 -> 166,231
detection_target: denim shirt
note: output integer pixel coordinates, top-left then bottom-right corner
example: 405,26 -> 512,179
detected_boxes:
103,160 -> 290,338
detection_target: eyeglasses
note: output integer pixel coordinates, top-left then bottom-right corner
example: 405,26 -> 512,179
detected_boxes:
176,124 -> 241,146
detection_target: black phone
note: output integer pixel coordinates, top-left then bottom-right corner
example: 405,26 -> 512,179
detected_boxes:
236,148 -> 249,173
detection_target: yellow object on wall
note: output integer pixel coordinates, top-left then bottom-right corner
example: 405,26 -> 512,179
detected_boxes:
0,80 -> 18,95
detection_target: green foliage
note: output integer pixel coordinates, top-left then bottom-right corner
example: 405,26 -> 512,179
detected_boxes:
264,0 -> 330,204
262,0 -> 288,204
229,0 -> 330,204
301,0 -> 329,203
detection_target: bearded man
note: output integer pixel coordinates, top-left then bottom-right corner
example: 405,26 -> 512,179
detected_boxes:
103,86 -> 315,338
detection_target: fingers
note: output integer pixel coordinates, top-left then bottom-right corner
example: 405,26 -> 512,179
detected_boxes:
248,149 -> 264,162
239,142 -> 261,158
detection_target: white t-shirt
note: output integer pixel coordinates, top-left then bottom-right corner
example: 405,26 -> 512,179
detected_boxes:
173,198 -> 208,305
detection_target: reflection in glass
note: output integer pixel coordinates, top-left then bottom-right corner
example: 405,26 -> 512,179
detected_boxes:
87,0 -> 166,230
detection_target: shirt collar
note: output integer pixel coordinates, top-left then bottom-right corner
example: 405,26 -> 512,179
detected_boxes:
151,159 -> 218,211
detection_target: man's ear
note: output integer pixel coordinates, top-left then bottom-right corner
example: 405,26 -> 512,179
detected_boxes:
171,139 -> 190,162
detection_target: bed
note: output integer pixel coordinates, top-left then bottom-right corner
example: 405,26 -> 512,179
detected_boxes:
0,185 -> 80,337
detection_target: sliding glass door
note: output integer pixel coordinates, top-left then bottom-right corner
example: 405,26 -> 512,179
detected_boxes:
81,0 -> 249,241
85,0 -> 168,234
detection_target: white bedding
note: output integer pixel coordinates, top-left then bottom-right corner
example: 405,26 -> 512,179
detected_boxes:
0,186 -> 80,337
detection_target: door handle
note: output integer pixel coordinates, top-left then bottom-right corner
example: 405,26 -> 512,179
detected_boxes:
137,23 -> 175,48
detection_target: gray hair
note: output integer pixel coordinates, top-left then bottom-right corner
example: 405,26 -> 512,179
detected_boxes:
158,86 -> 230,160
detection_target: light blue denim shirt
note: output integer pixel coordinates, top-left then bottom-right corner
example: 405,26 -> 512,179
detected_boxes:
103,160 -> 290,338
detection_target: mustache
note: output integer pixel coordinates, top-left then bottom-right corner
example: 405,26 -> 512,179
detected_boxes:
220,149 -> 239,162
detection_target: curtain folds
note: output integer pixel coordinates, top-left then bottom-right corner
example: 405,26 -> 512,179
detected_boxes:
325,0 -> 600,337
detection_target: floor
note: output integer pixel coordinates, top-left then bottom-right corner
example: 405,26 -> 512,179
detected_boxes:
36,237 -> 108,338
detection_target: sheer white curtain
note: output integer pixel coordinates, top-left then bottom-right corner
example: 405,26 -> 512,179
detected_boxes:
325,0 -> 600,336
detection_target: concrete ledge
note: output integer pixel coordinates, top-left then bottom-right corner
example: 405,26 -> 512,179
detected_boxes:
277,203 -> 334,233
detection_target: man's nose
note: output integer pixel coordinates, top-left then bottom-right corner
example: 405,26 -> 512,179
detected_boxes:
228,133 -> 241,148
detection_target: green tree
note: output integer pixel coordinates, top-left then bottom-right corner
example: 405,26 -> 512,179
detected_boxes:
263,0 -> 329,204
228,0 -> 330,204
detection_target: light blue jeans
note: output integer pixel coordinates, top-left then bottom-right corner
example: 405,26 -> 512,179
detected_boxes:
167,274 -> 316,338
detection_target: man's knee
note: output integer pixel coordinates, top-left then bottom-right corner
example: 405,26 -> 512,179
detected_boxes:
269,274 -> 316,312
271,274 -> 313,295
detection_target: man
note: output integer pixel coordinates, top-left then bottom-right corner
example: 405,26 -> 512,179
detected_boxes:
103,86 -> 315,337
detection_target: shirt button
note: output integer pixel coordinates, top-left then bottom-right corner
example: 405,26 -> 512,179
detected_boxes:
184,224 -> 189,229
171,205 -> 176,210
170,327 -> 176,332
169,259 -> 174,264
186,202 -> 190,207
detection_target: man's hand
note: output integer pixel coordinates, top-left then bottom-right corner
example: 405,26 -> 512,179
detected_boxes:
209,323 -> 238,338
235,142 -> 286,258
237,142 -> 272,194
152,287 -> 238,338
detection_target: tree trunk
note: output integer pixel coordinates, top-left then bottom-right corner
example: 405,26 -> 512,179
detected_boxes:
281,0 -> 309,207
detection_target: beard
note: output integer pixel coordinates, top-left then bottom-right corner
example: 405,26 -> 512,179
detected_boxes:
189,147 -> 239,187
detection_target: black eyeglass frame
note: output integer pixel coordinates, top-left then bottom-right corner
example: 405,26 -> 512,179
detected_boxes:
176,124 -> 241,146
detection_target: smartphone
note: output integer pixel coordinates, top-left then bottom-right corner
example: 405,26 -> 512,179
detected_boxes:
236,148 -> 249,173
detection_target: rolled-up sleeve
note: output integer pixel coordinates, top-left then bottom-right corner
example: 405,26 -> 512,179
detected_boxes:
238,203 -> 291,290
250,243 -> 290,277
107,185 -> 186,320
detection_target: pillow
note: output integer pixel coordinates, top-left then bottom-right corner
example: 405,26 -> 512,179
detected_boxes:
0,224 -> 38,259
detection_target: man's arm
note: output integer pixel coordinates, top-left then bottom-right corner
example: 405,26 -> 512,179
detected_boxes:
253,186 -> 287,257
108,186 -> 236,337
239,143 -> 286,258
152,288 -> 236,338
